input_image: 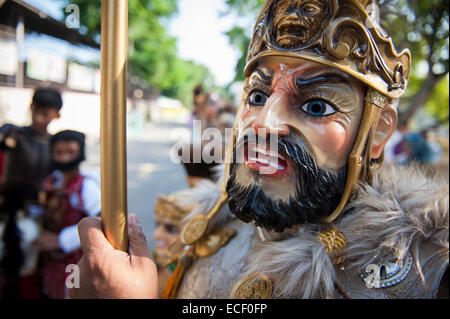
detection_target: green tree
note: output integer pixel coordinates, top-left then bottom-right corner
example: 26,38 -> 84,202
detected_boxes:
63,0 -> 214,106
379,0 -> 449,126
223,0 -> 265,82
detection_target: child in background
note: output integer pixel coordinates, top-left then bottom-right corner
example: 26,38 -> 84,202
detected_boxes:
33,130 -> 101,299
0,87 -> 63,193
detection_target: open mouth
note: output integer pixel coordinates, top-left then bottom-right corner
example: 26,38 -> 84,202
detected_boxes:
244,142 -> 289,176
278,22 -> 307,39
275,21 -> 309,47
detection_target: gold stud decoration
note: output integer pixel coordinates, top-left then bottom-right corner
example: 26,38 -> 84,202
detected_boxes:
316,229 -> 346,266
230,273 -> 273,299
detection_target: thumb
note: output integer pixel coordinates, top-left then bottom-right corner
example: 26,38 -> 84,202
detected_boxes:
128,214 -> 152,265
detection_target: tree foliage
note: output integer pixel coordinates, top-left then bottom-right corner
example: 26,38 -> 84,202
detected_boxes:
379,0 -> 449,125
63,0 -> 214,106
223,0 -> 265,82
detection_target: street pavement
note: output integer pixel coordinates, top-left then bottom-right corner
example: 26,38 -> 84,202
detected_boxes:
82,121 -> 190,250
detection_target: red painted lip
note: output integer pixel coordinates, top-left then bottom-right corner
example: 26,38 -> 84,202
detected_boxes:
244,143 -> 289,177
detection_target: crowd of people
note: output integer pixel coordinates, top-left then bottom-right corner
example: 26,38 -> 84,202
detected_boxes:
0,87 -> 101,298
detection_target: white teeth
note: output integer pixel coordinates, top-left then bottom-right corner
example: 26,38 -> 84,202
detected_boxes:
248,155 -> 269,165
267,160 -> 284,170
246,143 -> 287,172
255,145 -> 276,157
248,155 -> 285,170
249,143 -> 285,161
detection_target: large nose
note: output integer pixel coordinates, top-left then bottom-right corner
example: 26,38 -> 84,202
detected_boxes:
251,91 -> 291,137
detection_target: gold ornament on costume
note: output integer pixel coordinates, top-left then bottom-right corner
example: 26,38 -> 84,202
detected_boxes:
180,215 -> 209,245
272,0 -> 330,48
229,273 -> 273,299
194,228 -> 236,258
316,229 -> 346,265
246,0 -> 411,99
179,191 -> 228,246
365,88 -> 387,108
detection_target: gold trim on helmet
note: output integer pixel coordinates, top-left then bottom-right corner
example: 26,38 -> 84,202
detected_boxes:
244,0 -> 411,99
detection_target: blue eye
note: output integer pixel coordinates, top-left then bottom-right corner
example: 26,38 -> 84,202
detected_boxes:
247,90 -> 268,106
300,100 -> 337,117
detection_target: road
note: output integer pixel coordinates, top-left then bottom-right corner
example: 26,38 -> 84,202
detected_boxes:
82,121 -> 190,250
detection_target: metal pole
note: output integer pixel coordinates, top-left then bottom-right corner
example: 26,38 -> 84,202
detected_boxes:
100,0 -> 128,251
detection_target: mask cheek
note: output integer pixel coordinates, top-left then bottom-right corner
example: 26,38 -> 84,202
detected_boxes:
304,121 -> 352,169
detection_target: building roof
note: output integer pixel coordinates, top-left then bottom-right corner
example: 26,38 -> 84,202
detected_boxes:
0,0 -> 99,49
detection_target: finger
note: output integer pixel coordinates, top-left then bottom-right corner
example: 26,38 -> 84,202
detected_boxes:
127,214 -> 153,266
77,216 -> 113,254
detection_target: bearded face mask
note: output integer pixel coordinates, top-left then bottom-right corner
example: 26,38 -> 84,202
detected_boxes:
223,57 -> 368,232
226,129 -> 347,232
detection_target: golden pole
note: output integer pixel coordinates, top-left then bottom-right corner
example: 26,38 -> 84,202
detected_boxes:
100,0 -> 128,251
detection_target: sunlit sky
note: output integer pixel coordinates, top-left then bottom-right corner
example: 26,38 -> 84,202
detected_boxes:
168,0 -> 240,85
24,0 -> 240,86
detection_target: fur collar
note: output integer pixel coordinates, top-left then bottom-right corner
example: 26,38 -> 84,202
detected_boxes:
173,164 -> 448,298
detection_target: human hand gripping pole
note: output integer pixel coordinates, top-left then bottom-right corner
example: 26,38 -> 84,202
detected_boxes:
68,215 -> 158,299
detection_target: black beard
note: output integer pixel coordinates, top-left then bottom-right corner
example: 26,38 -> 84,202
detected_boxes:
226,134 -> 347,232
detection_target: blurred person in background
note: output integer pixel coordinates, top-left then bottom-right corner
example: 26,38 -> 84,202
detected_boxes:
215,102 -> 236,135
182,85 -> 221,187
0,87 -> 63,298
152,193 -> 192,296
384,124 -> 408,164
33,130 -> 101,299
0,182 -> 41,299
401,131 -> 442,166
0,87 -> 63,195
190,84 -> 216,129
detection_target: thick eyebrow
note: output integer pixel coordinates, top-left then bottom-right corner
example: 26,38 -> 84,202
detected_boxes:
295,73 -> 351,89
249,68 -> 272,87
